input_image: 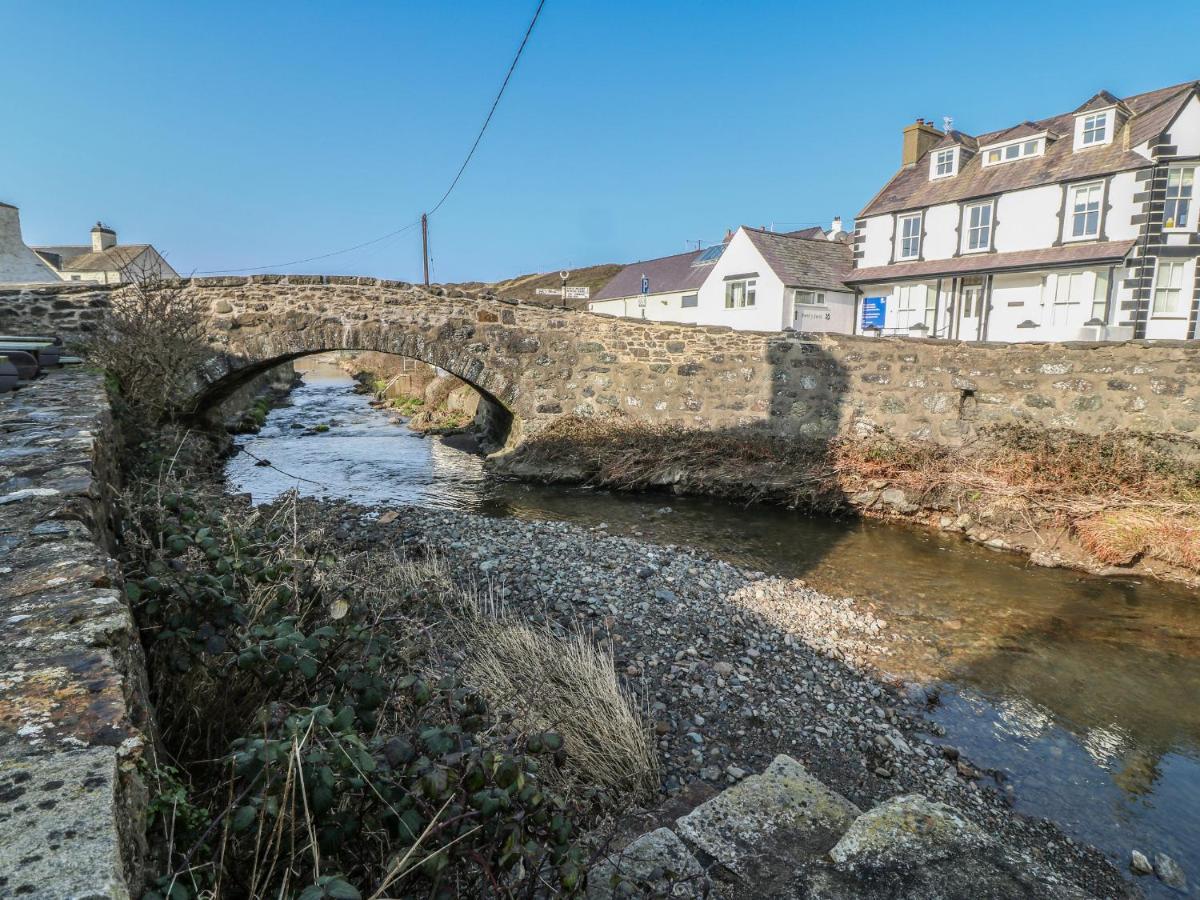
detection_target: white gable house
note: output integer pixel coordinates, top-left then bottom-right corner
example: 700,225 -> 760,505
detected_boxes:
694,225 -> 854,333
34,222 -> 178,285
590,221 -> 855,334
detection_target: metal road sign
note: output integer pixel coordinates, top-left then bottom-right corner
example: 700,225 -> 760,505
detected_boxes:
861,296 -> 887,330
563,286 -> 590,300
534,288 -> 561,296
641,275 -> 650,294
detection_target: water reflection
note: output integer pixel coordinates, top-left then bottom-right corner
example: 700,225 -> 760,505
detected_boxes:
226,358 -> 1200,894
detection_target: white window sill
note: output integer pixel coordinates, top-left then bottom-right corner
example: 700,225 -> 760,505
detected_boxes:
961,246 -> 990,254
1063,234 -> 1100,243
1149,314 -> 1187,320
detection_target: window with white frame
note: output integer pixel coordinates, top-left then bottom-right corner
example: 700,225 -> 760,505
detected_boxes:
982,138 -> 1043,166
1068,182 -> 1103,239
1165,167 -> 1195,231
794,289 -> 825,306
1046,270 -> 1109,319
1092,270 -> 1110,321
1153,260 -> 1188,316
897,214 -> 921,259
896,284 -> 923,311
965,202 -> 992,251
932,148 -> 956,178
1053,271 -> 1089,306
1081,112 -> 1108,146
724,279 -> 756,308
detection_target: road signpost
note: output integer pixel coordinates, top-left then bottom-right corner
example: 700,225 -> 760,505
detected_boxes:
533,272 -> 590,304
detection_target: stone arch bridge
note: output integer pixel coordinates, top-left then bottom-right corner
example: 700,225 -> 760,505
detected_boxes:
3,276 -> 1198,449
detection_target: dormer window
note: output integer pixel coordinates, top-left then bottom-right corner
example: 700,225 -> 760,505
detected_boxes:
981,137 -> 1044,166
1074,109 -> 1114,150
1082,113 -> 1108,144
931,148 -> 957,179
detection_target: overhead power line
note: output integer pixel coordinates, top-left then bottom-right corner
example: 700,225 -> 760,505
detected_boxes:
196,219 -> 422,275
195,0 -> 548,276
427,0 -> 547,217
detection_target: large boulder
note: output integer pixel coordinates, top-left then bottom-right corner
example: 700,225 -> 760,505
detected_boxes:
675,755 -> 860,888
828,793 -> 990,874
809,794 -> 1095,900
587,827 -> 707,899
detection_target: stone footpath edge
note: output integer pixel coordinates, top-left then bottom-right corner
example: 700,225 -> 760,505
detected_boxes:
0,371 -> 150,899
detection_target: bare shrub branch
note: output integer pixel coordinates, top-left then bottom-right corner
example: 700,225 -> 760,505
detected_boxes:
85,270 -> 209,426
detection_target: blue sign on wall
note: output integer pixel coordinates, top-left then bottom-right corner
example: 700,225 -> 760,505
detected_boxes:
640,275 -> 650,295
861,296 -> 887,330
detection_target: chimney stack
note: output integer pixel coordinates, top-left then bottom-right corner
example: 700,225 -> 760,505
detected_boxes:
91,222 -> 116,253
902,118 -> 943,168
828,216 -> 844,239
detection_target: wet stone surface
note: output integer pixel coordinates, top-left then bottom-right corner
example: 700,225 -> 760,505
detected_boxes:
0,372 -> 147,899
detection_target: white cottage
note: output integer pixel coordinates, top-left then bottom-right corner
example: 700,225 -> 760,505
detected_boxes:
34,222 -> 178,285
847,81 -> 1200,342
589,222 -> 854,333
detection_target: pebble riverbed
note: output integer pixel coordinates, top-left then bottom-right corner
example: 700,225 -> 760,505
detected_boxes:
297,498 -> 1135,898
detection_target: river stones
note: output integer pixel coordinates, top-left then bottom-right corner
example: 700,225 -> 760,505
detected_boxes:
1154,852 -> 1188,891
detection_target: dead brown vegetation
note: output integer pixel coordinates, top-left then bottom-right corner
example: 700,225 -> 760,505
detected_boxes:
508,414 -> 1200,573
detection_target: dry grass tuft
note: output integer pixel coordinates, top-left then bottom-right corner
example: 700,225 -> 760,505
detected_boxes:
1076,509 -> 1200,569
462,619 -> 660,801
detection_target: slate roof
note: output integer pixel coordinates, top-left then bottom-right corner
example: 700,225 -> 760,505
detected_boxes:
783,226 -> 826,239
860,80 -> 1200,218
844,239 -> 1137,284
34,244 -> 152,273
591,247 -> 716,301
742,227 -> 852,292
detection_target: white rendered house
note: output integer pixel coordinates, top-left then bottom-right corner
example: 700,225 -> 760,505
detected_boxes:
590,221 -> 854,333
34,222 -> 178,285
847,81 -> 1200,342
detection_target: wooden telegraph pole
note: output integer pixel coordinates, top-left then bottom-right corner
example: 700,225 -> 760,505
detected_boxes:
421,213 -> 430,287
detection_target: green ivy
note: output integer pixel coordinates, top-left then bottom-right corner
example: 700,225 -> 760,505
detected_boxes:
126,485 -> 588,898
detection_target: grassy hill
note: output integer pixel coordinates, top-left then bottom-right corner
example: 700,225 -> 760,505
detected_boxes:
448,262 -> 623,309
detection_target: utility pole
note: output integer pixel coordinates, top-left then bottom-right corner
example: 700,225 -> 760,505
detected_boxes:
421,213 -> 430,287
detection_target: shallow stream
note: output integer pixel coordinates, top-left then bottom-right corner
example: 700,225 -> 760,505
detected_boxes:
226,357 -> 1200,896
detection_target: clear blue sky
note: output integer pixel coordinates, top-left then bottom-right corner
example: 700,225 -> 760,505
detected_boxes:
4,1 -> 1198,282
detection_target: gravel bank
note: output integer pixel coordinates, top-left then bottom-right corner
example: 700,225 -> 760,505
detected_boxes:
308,500 -> 1134,898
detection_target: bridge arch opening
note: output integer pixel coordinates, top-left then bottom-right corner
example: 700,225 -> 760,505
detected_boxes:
192,348 -> 517,452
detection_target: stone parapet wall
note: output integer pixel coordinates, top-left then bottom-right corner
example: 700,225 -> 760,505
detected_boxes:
0,372 -> 150,898
2,277 -> 1197,448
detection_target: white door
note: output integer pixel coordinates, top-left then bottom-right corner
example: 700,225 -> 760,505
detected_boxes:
959,283 -> 983,340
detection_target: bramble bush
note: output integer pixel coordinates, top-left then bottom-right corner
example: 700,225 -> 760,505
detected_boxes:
126,484 -> 592,899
